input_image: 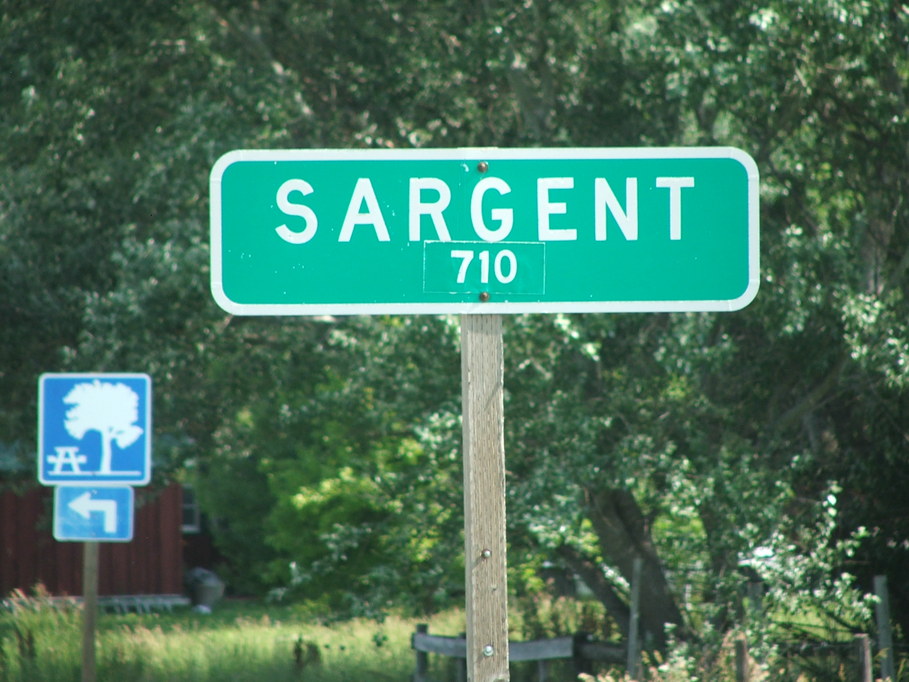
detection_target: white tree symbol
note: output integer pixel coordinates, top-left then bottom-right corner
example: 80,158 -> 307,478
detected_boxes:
63,380 -> 144,475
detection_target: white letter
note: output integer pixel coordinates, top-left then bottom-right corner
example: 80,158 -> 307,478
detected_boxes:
409,178 -> 451,241
470,177 -> 514,242
537,177 -> 576,241
594,177 -> 638,240
275,179 -> 318,244
339,178 -> 390,242
656,177 -> 695,240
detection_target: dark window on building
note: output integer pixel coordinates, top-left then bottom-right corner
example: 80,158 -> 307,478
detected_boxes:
182,486 -> 201,534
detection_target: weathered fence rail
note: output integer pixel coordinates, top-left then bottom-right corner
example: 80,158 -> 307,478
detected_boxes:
411,624 -> 624,682
412,573 -> 898,681
413,625 -> 893,682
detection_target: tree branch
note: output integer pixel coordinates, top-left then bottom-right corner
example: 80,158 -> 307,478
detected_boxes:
556,544 -> 630,637
767,354 -> 847,441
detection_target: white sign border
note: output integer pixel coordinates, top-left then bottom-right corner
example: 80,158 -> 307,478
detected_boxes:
210,147 -> 759,316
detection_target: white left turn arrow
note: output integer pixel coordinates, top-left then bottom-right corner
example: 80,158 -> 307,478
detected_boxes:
69,491 -> 117,533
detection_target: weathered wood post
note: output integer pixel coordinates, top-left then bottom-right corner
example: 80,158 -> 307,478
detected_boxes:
572,633 -> 593,677
457,632 -> 468,682
626,557 -> 643,679
413,623 -> 429,682
734,635 -> 749,682
82,541 -> 99,682
855,633 -> 872,682
461,314 -> 509,682
874,575 -> 895,681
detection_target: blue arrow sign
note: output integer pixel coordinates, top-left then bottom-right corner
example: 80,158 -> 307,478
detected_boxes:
53,486 -> 134,542
38,373 -> 152,486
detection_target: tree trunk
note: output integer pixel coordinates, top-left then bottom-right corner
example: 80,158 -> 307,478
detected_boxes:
99,431 -> 113,474
557,544 -> 630,636
582,487 -> 687,650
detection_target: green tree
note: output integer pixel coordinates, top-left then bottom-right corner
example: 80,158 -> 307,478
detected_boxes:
3,1 -> 907,668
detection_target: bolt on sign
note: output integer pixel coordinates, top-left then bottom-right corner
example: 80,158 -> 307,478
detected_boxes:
210,147 -> 759,316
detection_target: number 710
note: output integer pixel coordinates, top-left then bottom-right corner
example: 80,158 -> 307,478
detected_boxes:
450,249 -> 518,285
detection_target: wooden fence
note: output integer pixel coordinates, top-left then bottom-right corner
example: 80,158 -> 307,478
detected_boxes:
411,624 -> 624,682
735,633 -> 888,682
412,626 -> 892,682
412,573 -> 897,681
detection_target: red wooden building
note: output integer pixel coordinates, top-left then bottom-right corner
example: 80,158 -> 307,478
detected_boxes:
1,483 -> 193,597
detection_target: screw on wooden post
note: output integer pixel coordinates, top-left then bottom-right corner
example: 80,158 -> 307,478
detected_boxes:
461,314 -> 509,682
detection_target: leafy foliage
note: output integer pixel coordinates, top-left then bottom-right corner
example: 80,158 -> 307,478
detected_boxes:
2,0 -> 908,666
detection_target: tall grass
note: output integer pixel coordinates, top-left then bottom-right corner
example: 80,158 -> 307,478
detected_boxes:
1,592 -> 463,682
5,591 -> 894,681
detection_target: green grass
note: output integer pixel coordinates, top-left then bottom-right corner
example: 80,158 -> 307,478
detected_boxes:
1,596 -> 466,682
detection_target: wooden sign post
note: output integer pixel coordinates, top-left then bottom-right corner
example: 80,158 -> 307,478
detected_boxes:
461,314 -> 509,682
210,146 -> 759,682
82,541 -> 99,682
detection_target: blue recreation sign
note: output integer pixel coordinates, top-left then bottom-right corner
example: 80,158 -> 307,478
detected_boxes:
38,373 -> 152,486
53,485 -> 134,542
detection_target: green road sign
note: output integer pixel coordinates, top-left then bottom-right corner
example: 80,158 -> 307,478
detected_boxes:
210,148 -> 758,315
